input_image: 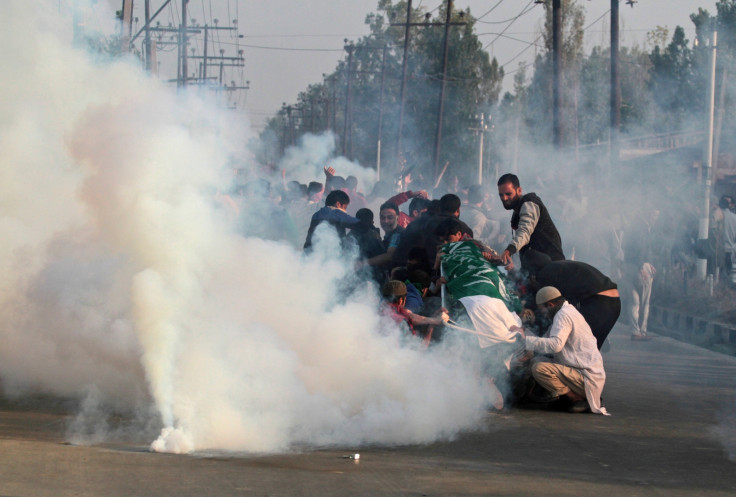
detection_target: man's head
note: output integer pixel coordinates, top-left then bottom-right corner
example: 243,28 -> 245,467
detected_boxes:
325,190 -> 350,211
355,208 -> 375,225
535,286 -> 565,316
439,193 -> 462,217
435,217 -> 465,243
345,176 -> 358,191
307,181 -> 324,201
408,197 -> 431,219
326,175 -> 346,193
497,173 -> 522,210
382,280 -> 407,306
379,201 -> 400,233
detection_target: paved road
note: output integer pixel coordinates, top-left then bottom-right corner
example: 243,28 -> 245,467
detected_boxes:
1,324 -> 735,496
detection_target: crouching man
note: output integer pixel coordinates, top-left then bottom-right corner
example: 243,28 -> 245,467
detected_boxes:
382,280 -> 448,340
521,286 -> 609,415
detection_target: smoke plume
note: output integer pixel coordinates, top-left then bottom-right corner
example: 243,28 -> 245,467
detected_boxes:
0,1 -> 492,454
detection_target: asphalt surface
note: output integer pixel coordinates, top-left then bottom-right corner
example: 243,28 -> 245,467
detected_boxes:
1,323 -> 735,497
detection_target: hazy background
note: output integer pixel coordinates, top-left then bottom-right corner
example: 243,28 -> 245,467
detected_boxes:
99,0 -> 713,130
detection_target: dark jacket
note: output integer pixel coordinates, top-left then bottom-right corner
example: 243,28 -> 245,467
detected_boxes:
509,192 -> 564,264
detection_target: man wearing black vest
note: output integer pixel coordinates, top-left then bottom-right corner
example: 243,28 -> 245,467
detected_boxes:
497,173 -> 564,273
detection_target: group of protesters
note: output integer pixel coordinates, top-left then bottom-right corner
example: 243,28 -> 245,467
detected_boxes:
225,167 -> 642,415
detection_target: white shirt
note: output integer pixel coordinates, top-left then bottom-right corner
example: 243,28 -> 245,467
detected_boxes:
525,302 -> 608,414
724,208 -> 736,254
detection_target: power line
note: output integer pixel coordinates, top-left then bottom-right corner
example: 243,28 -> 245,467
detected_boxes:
474,0 -> 505,22
239,44 -> 343,52
483,0 -> 539,50
499,5 -> 611,71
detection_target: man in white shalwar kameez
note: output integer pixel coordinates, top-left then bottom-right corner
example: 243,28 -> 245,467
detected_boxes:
523,287 -> 609,415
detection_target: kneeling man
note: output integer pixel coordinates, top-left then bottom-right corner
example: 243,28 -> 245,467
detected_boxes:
522,286 -> 608,414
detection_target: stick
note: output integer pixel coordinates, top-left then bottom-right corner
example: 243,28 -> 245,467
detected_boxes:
444,321 -> 519,344
433,161 -> 450,190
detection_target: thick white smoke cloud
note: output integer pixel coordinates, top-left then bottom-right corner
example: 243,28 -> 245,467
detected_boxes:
279,132 -> 377,192
0,1 -> 492,453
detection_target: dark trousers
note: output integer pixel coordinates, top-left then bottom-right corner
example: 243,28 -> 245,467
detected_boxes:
578,295 -> 622,350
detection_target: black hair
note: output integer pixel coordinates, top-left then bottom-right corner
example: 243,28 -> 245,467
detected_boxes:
307,182 -> 323,197
379,201 -> 400,215
439,193 -> 461,214
434,217 -> 464,238
408,197 -> 431,216
391,266 -> 409,282
346,176 -> 358,190
355,208 -> 374,224
325,189 -> 350,207
497,173 -> 520,188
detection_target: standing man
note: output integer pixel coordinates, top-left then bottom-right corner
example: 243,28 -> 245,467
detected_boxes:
623,210 -> 659,340
497,173 -> 564,273
522,287 -> 608,415
723,196 -> 736,286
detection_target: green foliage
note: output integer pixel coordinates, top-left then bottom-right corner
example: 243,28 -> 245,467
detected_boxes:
262,0 -> 505,187
263,0 -> 736,181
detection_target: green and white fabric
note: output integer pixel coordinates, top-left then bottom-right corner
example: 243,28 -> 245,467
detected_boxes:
440,240 -> 521,312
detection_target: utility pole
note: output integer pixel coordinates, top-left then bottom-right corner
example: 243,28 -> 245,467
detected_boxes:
342,42 -> 355,158
179,0 -> 188,87
144,0 -> 153,71
376,46 -> 388,180
395,0 -> 413,169
391,2 -> 465,181
552,0 -> 562,148
697,30 -> 718,281
469,113 -> 488,185
610,0 -> 621,167
433,0 -> 462,184
119,0 -> 134,49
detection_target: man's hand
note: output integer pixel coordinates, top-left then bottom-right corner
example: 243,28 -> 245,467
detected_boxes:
413,190 -> 428,199
323,165 -> 335,178
501,249 -> 512,266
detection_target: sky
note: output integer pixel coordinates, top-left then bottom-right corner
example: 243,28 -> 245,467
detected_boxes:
103,0 -> 716,130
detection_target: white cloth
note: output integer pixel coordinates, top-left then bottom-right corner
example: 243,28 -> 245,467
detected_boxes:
524,302 -> 608,415
459,295 -> 523,371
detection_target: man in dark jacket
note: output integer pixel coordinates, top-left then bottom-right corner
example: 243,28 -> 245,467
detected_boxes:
391,194 -> 473,270
534,260 -> 621,350
303,190 -> 367,251
497,173 -> 564,273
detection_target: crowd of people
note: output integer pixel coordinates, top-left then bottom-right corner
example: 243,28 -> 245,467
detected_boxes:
222,167 -> 632,415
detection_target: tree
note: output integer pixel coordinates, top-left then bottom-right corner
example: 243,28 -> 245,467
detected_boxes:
648,26 -> 698,132
260,0 -> 505,188
520,0 -> 585,148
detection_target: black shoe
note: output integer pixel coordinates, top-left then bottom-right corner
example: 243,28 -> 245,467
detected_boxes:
527,384 -> 559,404
568,400 -> 591,413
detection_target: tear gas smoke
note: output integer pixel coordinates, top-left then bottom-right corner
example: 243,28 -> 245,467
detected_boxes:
0,1 -> 493,454
279,132 -> 377,192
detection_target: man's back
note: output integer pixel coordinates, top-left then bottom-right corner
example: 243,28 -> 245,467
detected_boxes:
724,209 -> 736,253
536,261 -> 616,304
